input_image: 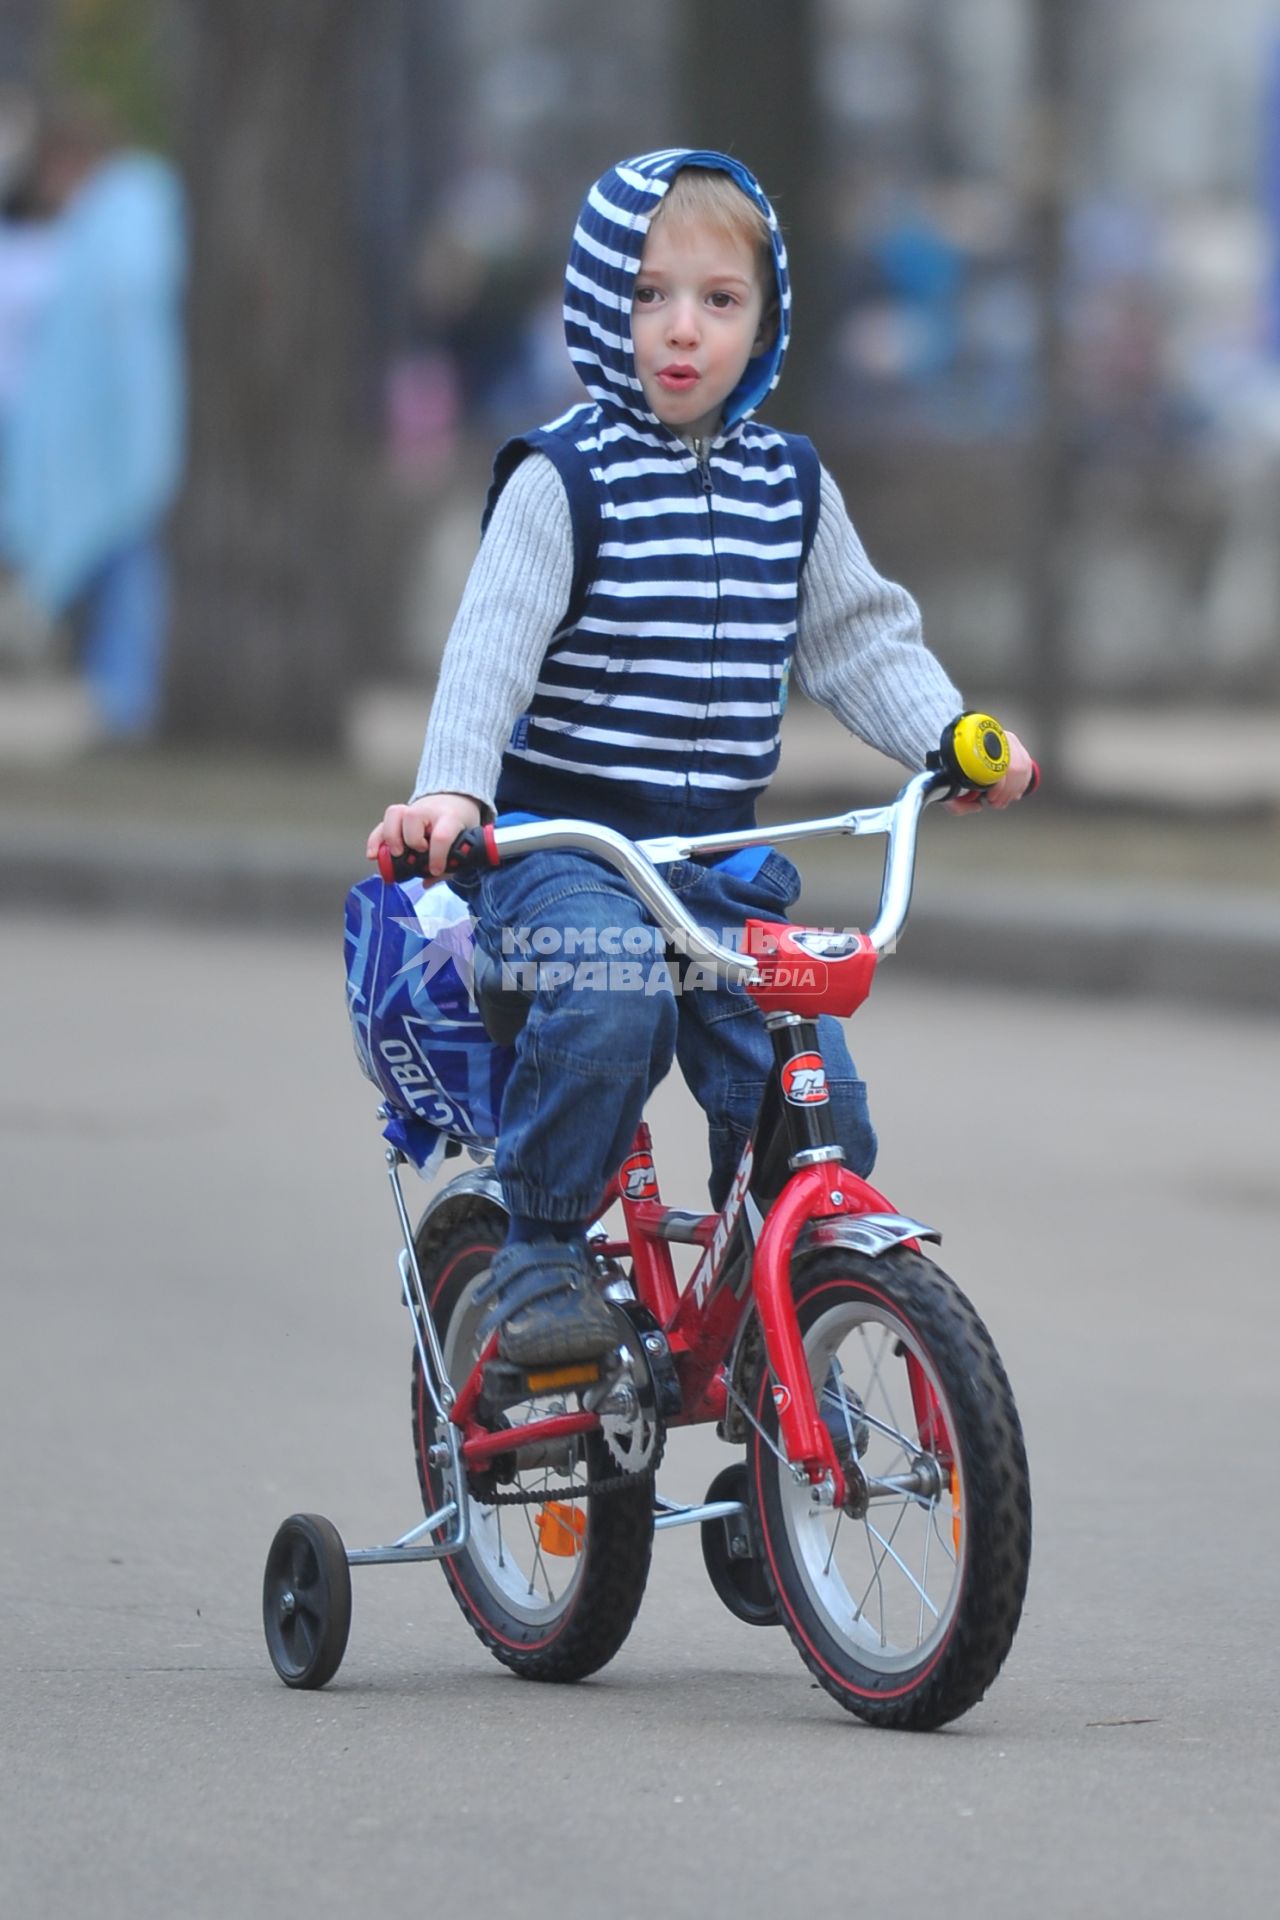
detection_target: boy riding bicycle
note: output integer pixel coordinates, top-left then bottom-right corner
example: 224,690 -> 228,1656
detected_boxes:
368,149 -> 1035,1371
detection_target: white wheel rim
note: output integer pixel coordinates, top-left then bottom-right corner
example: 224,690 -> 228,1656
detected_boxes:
440,1266 -> 591,1626
770,1298 -> 965,1673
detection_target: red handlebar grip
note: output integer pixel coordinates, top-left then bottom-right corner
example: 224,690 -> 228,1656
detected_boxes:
377,842 -> 429,884
376,824 -> 498,885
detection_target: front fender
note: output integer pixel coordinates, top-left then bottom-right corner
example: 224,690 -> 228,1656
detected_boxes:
720,1204 -> 940,1444
794,1210 -> 940,1261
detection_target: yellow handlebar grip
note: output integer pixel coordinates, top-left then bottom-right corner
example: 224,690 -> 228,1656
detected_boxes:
947,712 -> 1009,788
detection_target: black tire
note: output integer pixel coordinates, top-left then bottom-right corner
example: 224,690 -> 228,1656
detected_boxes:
262,1512 -> 352,1689
410,1197 -> 654,1682
700,1462 -> 780,1627
748,1247 -> 1031,1730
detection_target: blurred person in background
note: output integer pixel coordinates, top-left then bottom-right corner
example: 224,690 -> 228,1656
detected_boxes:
0,85 -> 60,669
0,88 -> 57,457
0,95 -> 186,745
391,170 -> 552,473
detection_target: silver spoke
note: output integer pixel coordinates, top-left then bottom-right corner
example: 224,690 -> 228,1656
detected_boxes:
822,1506 -> 845,1577
918,1503 -> 933,1645
820,1389 -> 916,1459
861,1326 -> 912,1472
519,1503 -> 553,1601
863,1512 -> 942,1622
861,1322 -> 890,1403
854,1493 -> 911,1633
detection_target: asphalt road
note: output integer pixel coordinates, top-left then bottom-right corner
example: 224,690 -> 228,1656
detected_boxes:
2,913 -> 1277,1919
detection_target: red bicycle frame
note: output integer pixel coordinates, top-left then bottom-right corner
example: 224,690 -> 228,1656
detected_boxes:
448,913 -> 950,1503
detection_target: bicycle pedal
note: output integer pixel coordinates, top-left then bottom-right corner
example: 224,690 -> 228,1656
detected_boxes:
480,1356 -> 604,1410
526,1358 -> 605,1392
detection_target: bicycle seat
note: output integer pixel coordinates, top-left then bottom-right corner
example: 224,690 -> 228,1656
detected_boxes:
472,946 -> 534,1046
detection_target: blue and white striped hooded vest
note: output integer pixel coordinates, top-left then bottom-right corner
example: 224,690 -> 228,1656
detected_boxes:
488,148 -> 820,841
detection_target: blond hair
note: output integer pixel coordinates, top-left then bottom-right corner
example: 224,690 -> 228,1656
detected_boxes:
652,165 -> 768,245
647,167 -> 778,343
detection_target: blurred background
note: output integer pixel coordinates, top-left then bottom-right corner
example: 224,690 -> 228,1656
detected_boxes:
2,0 -> 1279,875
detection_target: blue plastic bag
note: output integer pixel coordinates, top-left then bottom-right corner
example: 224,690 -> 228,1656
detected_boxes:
344,874 -> 514,1172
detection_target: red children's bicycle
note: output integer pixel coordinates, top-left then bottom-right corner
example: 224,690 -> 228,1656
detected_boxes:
263,717 -> 1033,1731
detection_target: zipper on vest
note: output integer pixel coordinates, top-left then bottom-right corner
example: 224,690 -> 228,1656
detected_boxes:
692,440 -> 719,794
692,437 -> 713,493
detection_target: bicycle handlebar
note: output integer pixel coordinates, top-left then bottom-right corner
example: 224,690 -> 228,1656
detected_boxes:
374,713 -> 1039,982
378,767 -> 958,982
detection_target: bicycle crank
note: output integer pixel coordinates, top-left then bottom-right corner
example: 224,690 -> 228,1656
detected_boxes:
586,1345 -> 661,1475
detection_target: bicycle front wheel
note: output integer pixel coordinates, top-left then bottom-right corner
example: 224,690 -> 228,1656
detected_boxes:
748,1246 -> 1031,1730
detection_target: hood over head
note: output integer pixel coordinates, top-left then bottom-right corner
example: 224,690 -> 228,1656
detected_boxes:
563,148 -> 790,439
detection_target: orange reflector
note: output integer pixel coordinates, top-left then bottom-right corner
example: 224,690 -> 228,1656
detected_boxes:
950,1463 -> 962,1554
535,1501 -> 586,1557
524,1361 -> 601,1392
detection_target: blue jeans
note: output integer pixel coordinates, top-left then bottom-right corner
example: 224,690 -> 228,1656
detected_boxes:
80,535 -> 168,738
464,848 -> 876,1224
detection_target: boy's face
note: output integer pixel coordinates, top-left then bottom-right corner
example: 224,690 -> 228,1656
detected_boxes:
631,215 -> 769,442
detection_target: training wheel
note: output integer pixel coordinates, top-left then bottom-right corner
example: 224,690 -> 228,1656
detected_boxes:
262,1512 -> 352,1689
700,1463 -> 779,1628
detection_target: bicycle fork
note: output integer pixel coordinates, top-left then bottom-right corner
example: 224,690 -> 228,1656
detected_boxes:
750,1014 -> 948,1500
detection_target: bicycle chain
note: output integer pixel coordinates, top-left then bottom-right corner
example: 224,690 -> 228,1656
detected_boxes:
466,1419 -> 665,1507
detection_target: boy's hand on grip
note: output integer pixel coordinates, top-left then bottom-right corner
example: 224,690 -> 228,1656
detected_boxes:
366,791 -> 483,880
933,713 -> 1038,812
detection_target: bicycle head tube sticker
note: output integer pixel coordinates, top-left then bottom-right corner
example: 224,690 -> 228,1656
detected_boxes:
781,1053 -> 829,1105
620,1150 -> 658,1200
772,1383 -> 792,1415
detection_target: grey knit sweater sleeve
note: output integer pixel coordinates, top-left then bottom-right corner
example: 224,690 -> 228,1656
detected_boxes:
411,454 -> 572,808
793,465 -> 962,771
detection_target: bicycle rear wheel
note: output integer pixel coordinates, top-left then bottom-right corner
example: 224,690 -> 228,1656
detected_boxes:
747,1245 -> 1031,1730
410,1198 -> 654,1682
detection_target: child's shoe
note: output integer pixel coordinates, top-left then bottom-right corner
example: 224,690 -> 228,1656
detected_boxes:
476,1239 -> 620,1368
